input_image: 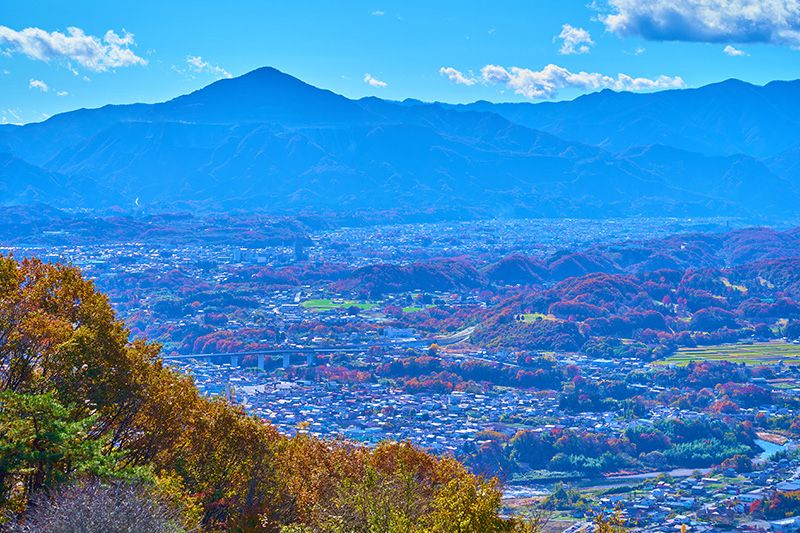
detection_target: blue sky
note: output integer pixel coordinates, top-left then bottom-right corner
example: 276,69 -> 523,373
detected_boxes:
2,0 -> 799,124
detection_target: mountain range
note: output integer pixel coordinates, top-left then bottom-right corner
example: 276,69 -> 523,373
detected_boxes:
1,67 -> 798,218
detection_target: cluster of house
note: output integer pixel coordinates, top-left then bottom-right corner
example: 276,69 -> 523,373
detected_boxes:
558,455 -> 800,532
170,357 -> 556,453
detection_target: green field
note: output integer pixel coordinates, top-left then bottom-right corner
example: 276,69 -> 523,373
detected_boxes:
657,341 -> 800,366
518,313 -> 556,323
301,299 -> 377,312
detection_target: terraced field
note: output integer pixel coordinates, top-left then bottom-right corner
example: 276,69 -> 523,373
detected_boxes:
656,341 -> 800,366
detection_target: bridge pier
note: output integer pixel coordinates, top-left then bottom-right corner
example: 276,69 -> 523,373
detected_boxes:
163,346 -> 370,369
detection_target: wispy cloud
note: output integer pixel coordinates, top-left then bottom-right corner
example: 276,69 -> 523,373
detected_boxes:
723,44 -> 749,56
57,90 -> 69,96
1,108 -> 22,125
601,0 -> 800,48
363,73 -> 387,88
28,78 -> 48,92
0,26 -> 147,71
623,45 -> 647,55
185,55 -> 232,78
440,63 -> 685,99
372,10 -> 385,16
556,24 -> 594,55
439,67 -> 476,86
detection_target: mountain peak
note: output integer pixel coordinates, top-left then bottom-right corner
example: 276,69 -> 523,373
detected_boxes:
698,78 -> 757,92
158,66 -> 372,125
243,65 -> 286,77
220,66 -> 310,89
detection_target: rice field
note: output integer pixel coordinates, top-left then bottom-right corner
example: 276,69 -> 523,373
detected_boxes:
657,341 -> 800,366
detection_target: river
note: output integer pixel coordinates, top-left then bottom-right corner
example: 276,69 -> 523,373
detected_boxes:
754,437 -> 788,461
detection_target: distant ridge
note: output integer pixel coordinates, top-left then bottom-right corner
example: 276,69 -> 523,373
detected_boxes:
454,78 -> 800,158
0,67 -> 798,217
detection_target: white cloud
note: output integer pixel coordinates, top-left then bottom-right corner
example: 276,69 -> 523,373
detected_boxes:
57,90 -> 69,96
185,55 -> 232,78
0,26 -> 147,71
557,24 -> 594,55
372,10 -> 385,16
475,63 -> 685,99
363,73 -> 387,88
601,0 -> 800,47
28,78 -> 48,92
723,44 -> 749,55
439,66 -> 476,85
103,29 -> 135,46
439,63 -> 685,99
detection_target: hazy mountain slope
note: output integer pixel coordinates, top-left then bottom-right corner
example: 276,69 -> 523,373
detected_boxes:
0,153 -> 113,207
0,67 -> 371,166
768,144 -> 800,181
619,145 -> 796,210
0,68 -> 797,216
41,119 -> 656,211
456,79 -> 800,159
0,104 -> 149,166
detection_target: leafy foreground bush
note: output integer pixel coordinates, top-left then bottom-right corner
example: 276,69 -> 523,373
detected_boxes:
0,256 -> 530,532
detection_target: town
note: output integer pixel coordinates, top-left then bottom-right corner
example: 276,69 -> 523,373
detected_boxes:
5,213 -> 800,530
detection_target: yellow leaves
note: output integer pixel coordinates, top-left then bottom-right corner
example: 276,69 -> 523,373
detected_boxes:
152,471 -> 204,531
271,438 -> 517,533
593,508 -> 628,533
422,470 -> 508,533
0,255 -> 135,401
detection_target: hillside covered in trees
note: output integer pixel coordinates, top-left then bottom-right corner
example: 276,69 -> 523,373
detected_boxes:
0,255 -> 532,532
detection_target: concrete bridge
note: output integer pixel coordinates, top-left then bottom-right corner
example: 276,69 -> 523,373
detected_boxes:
163,343 -> 522,371
162,345 -> 373,370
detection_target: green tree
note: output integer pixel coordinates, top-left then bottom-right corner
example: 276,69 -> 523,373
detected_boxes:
0,391 -> 121,511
